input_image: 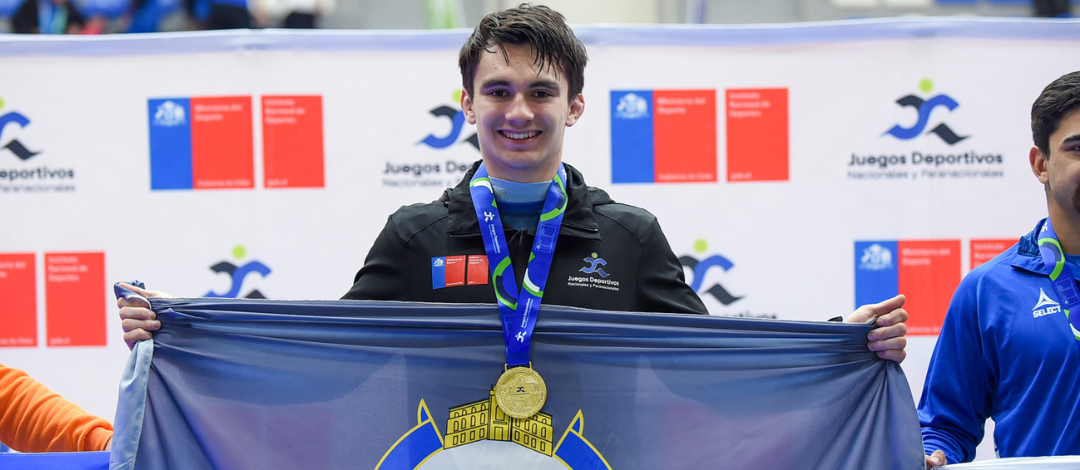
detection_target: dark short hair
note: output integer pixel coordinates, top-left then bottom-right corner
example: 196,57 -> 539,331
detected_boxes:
458,3 -> 588,101
1032,71 -> 1080,156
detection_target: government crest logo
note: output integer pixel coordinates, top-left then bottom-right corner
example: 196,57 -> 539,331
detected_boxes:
859,244 -> 893,271
614,92 -> 648,119
152,100 -> 187,127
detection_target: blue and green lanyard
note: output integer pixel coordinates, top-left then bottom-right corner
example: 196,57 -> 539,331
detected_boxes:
469,162 -> 568,367
1037,219 -> 1080,341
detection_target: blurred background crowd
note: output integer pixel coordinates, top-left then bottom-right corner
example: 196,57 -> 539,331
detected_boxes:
0,0 -> 334,33
0,0 -> 1075,38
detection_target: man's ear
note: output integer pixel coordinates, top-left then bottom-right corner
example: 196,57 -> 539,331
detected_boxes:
566,94 -> 585,127
461,89 -> 476,125
1031,146 -> 1050,184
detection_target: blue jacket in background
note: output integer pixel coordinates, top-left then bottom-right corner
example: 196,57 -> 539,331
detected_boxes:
919,218 -> 1080,462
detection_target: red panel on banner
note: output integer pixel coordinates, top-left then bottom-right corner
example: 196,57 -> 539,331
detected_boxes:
190,96 -> 254,189
897,240 -> 960,335
44,252 -> 106,347
444,255 -> 466,288
971,239 -> 1016,270
467,255 -> 488,286
653,90 -> 716,183
0,254 -> 37,347
262,96 -> 325,189
726,88 -> 789,182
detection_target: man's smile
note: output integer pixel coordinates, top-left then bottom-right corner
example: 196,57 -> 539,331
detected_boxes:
499,130 -> 541,140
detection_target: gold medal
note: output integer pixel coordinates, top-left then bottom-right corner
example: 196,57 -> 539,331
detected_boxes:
494,365 -> 547,419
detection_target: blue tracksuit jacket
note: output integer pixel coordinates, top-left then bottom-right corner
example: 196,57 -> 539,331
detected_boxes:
919,218 -> 1080,462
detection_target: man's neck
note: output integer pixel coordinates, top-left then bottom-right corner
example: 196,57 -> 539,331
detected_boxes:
1048,205 -> 1080,255
481,158 -> 560,183
488,177 -> 550,204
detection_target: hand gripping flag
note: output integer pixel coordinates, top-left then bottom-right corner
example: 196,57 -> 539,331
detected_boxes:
109,295 -> 924,470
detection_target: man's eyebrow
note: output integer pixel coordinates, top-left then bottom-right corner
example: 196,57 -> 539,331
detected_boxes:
531,79 -> 560,90
479,79 -> 511,89
1062,133 -> 1080,146
478,78 -> 561,91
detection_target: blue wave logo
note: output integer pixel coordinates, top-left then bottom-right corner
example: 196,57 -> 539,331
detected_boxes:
0,98 -> 41,160
205,245 -> 271,299
883,79 -> 968,145
579,253 -> 610,278
680,239 -> 743,306
419,91 -> 479,150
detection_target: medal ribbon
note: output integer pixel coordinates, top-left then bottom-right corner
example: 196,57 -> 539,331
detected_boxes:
470,163 -> 568,367
1037,219 -> 1080,342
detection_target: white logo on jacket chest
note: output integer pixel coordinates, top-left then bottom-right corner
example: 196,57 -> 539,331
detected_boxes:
567,253 -> 620,292
1033,288 -> 1061,318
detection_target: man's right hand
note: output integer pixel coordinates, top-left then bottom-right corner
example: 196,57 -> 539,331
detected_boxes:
925,450 -> 946,469
117,282 -> 170,350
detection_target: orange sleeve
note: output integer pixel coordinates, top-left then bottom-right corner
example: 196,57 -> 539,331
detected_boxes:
0,363 -> 113,452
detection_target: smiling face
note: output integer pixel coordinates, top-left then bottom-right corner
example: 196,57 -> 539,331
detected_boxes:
1033,107 -> 1080,232
460,43 -> 585,183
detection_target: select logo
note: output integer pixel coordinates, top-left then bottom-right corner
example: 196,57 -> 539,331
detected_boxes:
1032,289 -> 1060,319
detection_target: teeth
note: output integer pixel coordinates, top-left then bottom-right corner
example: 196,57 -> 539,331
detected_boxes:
503,131 -> 538,140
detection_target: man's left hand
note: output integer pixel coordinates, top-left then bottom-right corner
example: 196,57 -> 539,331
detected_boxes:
845,294 -> 908,363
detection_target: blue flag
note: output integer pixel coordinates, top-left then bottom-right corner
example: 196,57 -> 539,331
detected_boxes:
110,298 -> 924,470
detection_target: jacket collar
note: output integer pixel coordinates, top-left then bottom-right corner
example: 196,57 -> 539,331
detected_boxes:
444,160 -> 604,240
1012,218 -> 1052,275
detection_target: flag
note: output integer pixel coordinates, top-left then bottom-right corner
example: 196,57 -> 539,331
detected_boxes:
110,298 -> 924,470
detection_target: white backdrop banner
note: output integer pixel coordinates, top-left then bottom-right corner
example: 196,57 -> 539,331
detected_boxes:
1,21 -> 1079,456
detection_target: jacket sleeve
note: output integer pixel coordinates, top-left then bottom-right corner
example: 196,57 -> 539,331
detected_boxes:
635,218 -> 708,315
917,271 -> 992,463
341,214 -> 412,301
0,363 -> 113,452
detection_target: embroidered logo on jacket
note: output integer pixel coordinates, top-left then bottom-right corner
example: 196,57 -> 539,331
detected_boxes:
568,253 -> 620,292
1033,288 -> 1061,318
579,254 -> 609,278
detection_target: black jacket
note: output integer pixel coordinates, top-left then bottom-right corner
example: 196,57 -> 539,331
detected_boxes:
343,161 -> 706,315
12,0 -> 84,34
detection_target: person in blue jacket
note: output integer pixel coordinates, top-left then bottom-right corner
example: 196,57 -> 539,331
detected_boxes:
920,70 -> 1080,468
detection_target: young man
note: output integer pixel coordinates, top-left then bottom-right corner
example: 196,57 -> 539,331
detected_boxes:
920,70 -> 1080,468
120,4 -> 909,361
339,5 -> 704,316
